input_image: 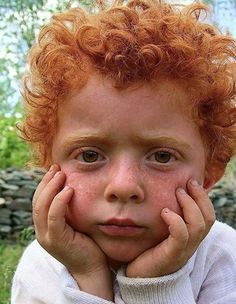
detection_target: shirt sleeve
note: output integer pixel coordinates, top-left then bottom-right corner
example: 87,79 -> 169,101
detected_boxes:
11,266 -> 115,304
115,222 -> 236,304
11,240 -> 115,304
116,260 -> 196,304
196,244 -> 236,304
59,267 -> 115,304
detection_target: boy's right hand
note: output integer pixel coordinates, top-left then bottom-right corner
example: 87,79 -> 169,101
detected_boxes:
32,164 -> 113,301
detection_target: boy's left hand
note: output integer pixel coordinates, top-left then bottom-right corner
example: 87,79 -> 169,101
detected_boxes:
126,179 -> 216,278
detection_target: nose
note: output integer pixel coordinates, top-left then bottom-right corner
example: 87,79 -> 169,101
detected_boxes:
104,160 -> 145,204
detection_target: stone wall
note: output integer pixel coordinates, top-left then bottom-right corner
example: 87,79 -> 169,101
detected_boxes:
0,168 -> 45,242
0,168 -> 236,242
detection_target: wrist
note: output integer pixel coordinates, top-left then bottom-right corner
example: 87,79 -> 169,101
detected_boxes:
70,267 -> 113,301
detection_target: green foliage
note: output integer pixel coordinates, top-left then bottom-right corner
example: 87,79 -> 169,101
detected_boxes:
202,0 -> 214,5
18,226 -> 35,246
0,243 -> 25,304
0,227 -> 36,303
0,115 -> 30,168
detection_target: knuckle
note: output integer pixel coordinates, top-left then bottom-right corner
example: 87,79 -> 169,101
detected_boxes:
197,221 -> 206,233
46,238 -> 57,250
36,235 -> 48,248
37,234 -> 57,251
205,214 -> 216,227
33,205 -> 41,218
195,186 -> 208,200
197,192 -> 208,204
190,221 -> 206,238
172,219 -> 189,243
42,170 -> 54,182
178,232 -> 189,244
48,214 -> 58,224
32,200 -> 36,209
54,191 -> 65,202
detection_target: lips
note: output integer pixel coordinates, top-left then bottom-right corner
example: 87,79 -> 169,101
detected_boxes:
98,218 -> 144,237
105,218 -> 139,226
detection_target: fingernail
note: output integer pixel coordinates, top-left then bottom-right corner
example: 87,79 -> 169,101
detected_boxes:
63,185 -> 72,191
163,208 -> 170,213
190,179 -> 199,186
177,188 -> 186,194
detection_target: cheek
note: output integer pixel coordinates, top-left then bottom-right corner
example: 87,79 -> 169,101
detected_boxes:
147,170 -> 193,213
63,170 -> 103,231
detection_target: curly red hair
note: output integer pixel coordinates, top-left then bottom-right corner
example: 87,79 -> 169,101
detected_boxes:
20,0 -> 236,181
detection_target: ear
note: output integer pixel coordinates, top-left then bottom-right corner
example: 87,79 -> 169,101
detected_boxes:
203,167 -> 225,193
203,178 -> 216,193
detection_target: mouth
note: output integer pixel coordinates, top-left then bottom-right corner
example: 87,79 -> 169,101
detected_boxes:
98,218 -> 145,237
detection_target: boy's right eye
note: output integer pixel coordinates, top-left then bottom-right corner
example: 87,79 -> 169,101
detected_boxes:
76,149 -> 105,163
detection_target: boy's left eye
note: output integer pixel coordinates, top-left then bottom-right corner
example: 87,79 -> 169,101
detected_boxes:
148,151 -> 176,163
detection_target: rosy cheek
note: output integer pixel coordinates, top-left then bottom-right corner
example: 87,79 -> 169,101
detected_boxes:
150,170 -> 192,213
66,191 -> 92,232
63,171 -> 97,230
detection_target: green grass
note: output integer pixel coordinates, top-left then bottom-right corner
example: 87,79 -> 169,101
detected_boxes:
0,243 -> 25,304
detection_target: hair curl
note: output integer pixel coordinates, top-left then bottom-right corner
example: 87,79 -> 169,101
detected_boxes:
19,0 -> 236,181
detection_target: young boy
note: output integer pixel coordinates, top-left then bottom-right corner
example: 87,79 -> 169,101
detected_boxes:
11,0 -> 236,303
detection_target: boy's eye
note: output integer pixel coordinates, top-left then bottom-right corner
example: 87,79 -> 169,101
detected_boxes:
77,150 -> 104,163
149,151 -> 175,163
155,151 -> 171,163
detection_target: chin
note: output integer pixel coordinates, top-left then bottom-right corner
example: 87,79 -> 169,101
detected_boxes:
101,244 -> 146,265
108,252 -> 138,263
106,253 -> 138,271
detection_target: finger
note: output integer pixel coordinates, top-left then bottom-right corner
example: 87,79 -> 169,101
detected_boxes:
187,179 -> 216,231
33,171 -> 66,235
33,164 -> 60,204
176,188 -> 205,227
161,208 -> 189,251
47,185 -> 74,239
176,187 -> 206,243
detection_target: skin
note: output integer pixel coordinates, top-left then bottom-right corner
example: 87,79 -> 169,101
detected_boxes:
33,76 -> 216,301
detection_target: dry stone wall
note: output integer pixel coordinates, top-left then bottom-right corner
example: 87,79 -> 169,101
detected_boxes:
0,168 -> 236,242
0,168 -> 45,242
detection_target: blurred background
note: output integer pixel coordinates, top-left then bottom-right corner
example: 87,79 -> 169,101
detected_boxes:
0,0 -> 95,169
0,1 -> 236,303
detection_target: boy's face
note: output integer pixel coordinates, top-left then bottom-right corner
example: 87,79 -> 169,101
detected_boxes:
52,75 -> 208,267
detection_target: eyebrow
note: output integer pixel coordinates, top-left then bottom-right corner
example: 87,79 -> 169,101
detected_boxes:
62,133 -> 192,152
62,133 -> 113,150
132,135 -> 192,151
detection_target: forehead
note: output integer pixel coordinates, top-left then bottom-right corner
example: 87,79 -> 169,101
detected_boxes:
59,75 -> 194,121
55,75 -> 201,151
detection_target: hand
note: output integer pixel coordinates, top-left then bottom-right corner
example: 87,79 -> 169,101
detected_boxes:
126,179 -> 216,278
33,164 -> 113,300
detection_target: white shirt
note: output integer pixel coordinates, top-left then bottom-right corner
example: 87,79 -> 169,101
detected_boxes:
11,221 -> 236,303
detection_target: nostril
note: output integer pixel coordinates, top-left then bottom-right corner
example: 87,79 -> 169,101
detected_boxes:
110,194 -> 117,201
108,194 -> 139,202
